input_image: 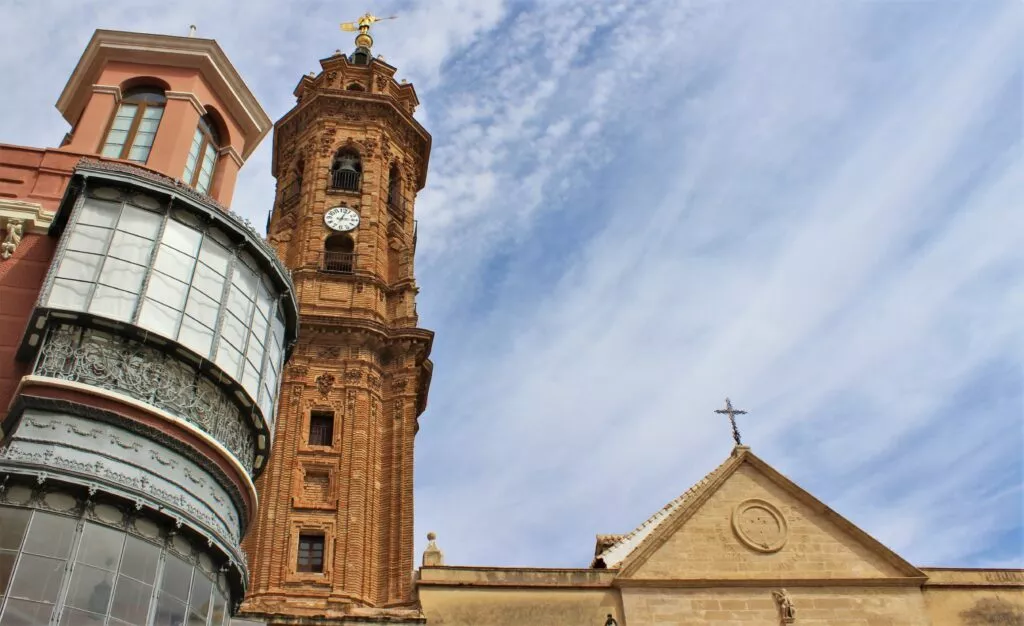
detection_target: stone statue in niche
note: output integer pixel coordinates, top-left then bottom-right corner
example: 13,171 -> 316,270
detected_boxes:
1,219 -> 23,260
772,589 -> 796,623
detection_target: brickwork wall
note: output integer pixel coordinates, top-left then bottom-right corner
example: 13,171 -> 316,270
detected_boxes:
621,586 -> 931,626
633,463 -> 904,580
0,232 -> 55,422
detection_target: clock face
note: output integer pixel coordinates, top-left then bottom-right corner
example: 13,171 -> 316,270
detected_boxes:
324,206 -> 360,232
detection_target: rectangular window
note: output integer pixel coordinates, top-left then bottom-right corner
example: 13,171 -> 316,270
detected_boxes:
308,411 -> 334,447
296,533 -> 325,573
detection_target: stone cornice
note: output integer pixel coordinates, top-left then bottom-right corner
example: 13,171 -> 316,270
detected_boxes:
91,84 -> 122,102
218,144 -> 244,167
0,199 -> 55,234
165,90 -> 207,117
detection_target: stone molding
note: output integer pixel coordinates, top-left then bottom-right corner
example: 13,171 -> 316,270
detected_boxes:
218,144 -> 245,167
165,90 -> 207,117
91,83 -> 122,102
0,199 -> 54,234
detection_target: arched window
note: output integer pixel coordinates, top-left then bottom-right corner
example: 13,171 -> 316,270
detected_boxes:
183,114 -> 221,194
386,164 -> 404,219
330,149 -> 361,192
346,83 -> 365,92
323,233 -> 355,274
101,87 -> 166,163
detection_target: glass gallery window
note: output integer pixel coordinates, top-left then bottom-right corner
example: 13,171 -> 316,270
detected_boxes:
44,189 -> 287,420
0,505 -> 231,626
183,115 -> 221,195
100,87 -> 166,163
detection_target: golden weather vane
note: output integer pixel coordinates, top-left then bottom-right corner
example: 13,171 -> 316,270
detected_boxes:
340,12 -> 397,49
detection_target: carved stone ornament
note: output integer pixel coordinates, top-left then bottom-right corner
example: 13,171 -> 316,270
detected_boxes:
315,373 -> 335,397
1,218 -> 23,260
731,498 -> 788,553
35,325 -> 256,473
772,589 -> 796,623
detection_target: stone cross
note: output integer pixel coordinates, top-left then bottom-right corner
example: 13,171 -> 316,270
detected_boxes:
714,397 -> 747,446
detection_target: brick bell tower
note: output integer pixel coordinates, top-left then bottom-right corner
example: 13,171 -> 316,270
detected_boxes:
242,16 -> 433,624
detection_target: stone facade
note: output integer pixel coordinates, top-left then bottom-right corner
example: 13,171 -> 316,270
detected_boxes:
241,47 -> 434,623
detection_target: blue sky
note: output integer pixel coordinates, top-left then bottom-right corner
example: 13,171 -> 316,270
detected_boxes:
1,0 -> 1021,569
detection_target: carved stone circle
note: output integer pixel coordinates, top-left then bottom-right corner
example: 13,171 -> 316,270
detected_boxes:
731,498 -> 788,553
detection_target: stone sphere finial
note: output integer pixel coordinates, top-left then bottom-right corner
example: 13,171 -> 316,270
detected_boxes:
427,531 -> 436,541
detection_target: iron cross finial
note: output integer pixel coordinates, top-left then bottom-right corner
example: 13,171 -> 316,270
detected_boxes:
714,397 -> 747,446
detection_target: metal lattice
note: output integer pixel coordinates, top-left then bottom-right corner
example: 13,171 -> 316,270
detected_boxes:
35,325 -> 256,473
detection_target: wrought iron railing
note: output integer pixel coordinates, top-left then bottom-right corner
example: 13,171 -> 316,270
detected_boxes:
308,423 -> 332,446
322,251 -> 356,274
330,170 -> 360,192
34,324 -> 256,473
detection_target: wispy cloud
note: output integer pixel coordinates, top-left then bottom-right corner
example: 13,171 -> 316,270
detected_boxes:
0,0 -> 1019,570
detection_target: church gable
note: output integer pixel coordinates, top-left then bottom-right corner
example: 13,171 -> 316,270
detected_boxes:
617,449 -> 923,581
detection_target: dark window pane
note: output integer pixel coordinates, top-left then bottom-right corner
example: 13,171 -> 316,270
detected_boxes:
163,221 -> 202,257
185,290 -> 219,328
98,257 -> 147,293
198,240 -> 230,275
89,285 -> 138,322
308,412 -> 333,447
78,199 -> 122,228
225,285 -> 251,321
154,245 -> 197,283
146,270 -> 189,310
187,571 -> 212,620
58,607 -> 106,626
120,536 -> 160,584
138,297 -> 181,338
48,278 -> 93,310
22,513 -> 76,558
109,230 -> 156,265
76,523 -> 125,571
117,205 -> 162,240
152,593 -> 187,626
192,263 -> 225,299
296,533 -> 325,573
220,313 -> 247,351
8,554 -> 66,602
209,589 -> 227,626
64,564 -> 114,614
160,555 -> 192,602
0,550 -> 16,595
66,224 -> 112,255
109,574 -> 154,625
0,507 -> 31,550
57,251 -> 103,283
178,316 -> 214,358
0,598 -> 56,625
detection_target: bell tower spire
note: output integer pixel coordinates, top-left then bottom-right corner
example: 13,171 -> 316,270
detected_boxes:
241,28 -> 433,624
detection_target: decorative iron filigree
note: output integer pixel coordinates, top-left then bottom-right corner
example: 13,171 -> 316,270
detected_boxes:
35,325 -> 256,473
